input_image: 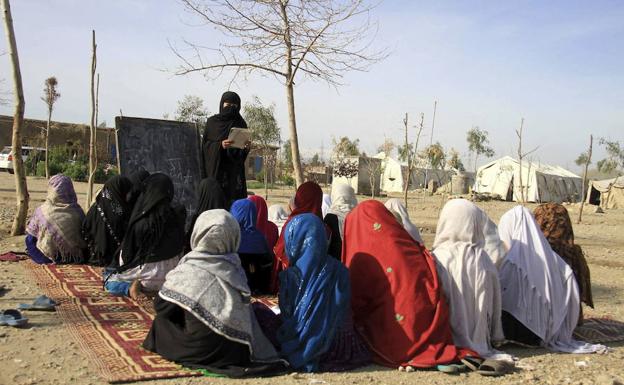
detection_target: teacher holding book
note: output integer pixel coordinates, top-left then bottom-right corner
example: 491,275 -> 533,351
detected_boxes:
201,91 -> 251,207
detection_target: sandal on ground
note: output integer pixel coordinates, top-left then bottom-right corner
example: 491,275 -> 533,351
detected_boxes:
18,295 -> 58,311
477,359 -> 513,377
460,356 -> 484,371
0,309 -> 29,327
436,363 -> 467,374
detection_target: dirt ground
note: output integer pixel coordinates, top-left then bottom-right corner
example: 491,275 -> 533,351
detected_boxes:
0,173 -> 623,385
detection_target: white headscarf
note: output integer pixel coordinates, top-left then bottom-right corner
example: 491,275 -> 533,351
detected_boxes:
159,209 -> 283,363
432,199 -> 510,360
321,193 -> 331,218
327,183 -> 358,238
498,206 -> 605,353
384,198 -> 423,245
268,204 -> 289,234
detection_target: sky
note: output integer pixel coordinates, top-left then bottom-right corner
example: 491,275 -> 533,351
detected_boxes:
0,0 -> 623,172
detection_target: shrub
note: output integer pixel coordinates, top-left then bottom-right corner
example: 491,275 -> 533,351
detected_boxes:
63,162 -> 88,182
280,174 -> 295,186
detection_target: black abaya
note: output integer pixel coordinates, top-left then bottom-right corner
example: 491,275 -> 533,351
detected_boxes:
323,213 -> 342,260
143,296 -> 287,377
201,91 -> 249,205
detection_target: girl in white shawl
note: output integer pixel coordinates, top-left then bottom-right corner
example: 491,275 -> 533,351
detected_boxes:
497,206 -> 605,354
324,183 -> 358,259
384,198 -> 423,245
143,209 -> 286,376
432,199 -> 511,361
268,204 -> 289,235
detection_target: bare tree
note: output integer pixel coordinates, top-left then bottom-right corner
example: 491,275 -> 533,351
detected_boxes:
399,113 -> 424,208
41,76 -> 60,179
243,96 -> 281,198
2,0 -> 29,235
362,155 -> 382,198
376,137 -> 395,156
86,30 -> 97,207
576,135 -> 593,223
172,0 -> 387,187
515,118 -> 539,204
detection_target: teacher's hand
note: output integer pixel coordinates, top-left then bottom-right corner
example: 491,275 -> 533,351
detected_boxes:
244,141 -> 252,150
222,139 -> 234,149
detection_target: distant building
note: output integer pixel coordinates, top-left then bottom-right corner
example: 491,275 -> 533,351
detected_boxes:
0,115 -> 115,162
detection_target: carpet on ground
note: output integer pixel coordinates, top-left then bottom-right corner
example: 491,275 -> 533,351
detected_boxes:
574,317 -> 624,344
24,262 -> 200,383
0,252 -> 28,262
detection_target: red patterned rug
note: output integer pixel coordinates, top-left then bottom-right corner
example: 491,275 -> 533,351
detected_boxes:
24,262 -> 200,383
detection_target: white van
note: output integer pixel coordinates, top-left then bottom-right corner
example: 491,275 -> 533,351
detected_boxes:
0,146 -> 46,174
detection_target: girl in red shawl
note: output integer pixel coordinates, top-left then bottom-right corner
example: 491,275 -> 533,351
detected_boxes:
342,200 -> 474,369
270,181 -> 325,293
248,195 -> 279,250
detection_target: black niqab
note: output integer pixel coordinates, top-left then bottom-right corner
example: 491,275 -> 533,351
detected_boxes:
127,167 -> 150,205
201,91 -> 249,203
118,173 -> 185,272
184,177 -> 227,252
82,175 -> 134,266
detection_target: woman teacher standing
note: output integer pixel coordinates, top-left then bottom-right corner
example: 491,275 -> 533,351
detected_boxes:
202,91 -> 251,206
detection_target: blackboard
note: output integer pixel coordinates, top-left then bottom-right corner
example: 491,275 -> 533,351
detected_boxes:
115,116 -> 202,229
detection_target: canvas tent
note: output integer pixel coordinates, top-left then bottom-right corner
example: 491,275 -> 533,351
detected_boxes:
475,156 -> 582,203
373,152 -> 455,193
586,177 -> 624,209
332,156 -> 382,195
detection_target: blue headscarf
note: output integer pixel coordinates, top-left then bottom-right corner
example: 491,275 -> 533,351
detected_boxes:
230,199 -> 269,254
277,213 -> 350,372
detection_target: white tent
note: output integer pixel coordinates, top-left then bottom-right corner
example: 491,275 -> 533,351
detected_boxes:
475,156 -> 582,203
586,177 -> 624,209
373,152 -> 407,193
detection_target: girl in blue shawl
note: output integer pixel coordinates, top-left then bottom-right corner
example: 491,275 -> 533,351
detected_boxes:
230,199 -> 272,293
277,213 -> 370,372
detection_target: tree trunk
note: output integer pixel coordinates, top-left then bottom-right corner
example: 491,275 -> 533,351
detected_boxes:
45,109 -> 51,179
285,82 -> 304,186
86,30 -> 97,207
516,118 -> 525,204
402,113 -> 409,208
2,0 -> 29,235
264,149 -> 268,199
577,135 -> 592,223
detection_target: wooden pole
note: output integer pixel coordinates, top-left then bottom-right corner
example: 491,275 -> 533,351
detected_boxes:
577,135 -> 593,223
86,30 -> 97,207
2,0 -> 29,235
402,113 -> 409,208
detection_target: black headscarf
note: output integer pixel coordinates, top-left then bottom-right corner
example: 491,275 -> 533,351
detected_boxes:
118,173 -> 185,272
127,167 -> 150,204
184,177 -> 227,252
82,175 -> 134,267
202,91 -> 248,179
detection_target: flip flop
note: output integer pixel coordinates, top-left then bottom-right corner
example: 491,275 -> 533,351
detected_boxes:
0,285 -> 10,297
18,295 -> 58,311
436,363 -> 467,374
477,359 -> 513,377
0,309 -> 29,327
460,356 -> 485,371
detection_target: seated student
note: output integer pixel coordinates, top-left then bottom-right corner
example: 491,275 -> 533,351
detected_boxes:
277,213 -> 370,372
497,206 -> 604,353
384,198 -> 424,245
143,210 -> 286,377
248,195 -> 279,251
230,199 -> 273,294
533,203 -> 593,322
321,193 -> 331,218
432,199 -> 511,361
268,204 -> 289,235
270,181 -> 325,293
82,175 -> 134,267
185,177 -> 226,253
323,183 -> 358,260
26,175 -> 86,264
127,167 -> 149,205
105,173 -> 186,298
342,200 -> 473,369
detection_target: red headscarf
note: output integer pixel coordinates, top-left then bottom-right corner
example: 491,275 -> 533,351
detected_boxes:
342,200 -> 475,367
270,181 -> 324,293
248,195 -> 279,250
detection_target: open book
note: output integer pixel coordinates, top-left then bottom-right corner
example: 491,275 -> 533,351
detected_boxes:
227,127 -> 251,149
